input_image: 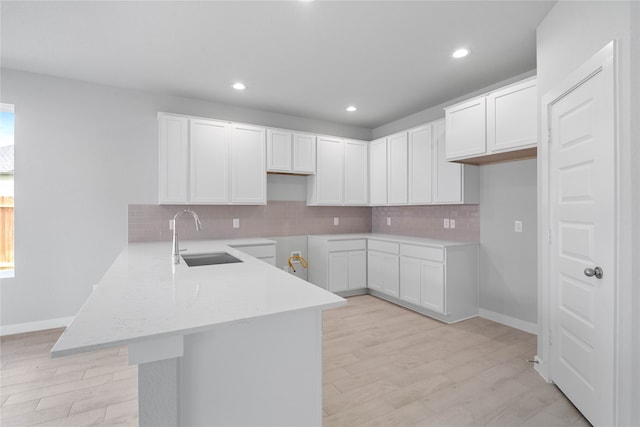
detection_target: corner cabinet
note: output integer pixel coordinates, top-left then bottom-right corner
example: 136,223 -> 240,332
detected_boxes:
158,113 -> 266,205
307,237 -> 367,295
307,137 -> 369,206
445,76 -> 537,165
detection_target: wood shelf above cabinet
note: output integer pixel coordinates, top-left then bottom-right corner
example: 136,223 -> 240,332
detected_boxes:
450,147 -> 537,166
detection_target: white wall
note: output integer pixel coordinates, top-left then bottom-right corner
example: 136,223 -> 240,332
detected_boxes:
0,69 -> 370,330
536,1 -> 639,424
479,159 -> 537,330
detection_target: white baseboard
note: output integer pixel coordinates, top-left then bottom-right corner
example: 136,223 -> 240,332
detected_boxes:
479,308 -> 538,335
0,316 -> 74,337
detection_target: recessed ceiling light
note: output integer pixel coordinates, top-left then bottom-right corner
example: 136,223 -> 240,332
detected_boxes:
346,106 -> 357,112
452,48 -> 470,59
232,82 -> 246,90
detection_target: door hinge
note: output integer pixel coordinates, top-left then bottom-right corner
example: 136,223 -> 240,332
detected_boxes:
548,128 -> 552,144
548,329 -> 552,346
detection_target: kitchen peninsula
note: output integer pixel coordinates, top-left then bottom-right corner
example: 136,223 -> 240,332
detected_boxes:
51,239 -> 345,427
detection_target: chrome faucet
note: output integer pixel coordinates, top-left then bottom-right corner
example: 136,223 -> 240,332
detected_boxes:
172,209 -> 203,264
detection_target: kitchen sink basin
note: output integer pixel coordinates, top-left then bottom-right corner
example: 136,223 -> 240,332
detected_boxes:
181,252 -> 243,267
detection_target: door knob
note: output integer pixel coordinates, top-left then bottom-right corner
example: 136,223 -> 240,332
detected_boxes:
584,266 -> 603,279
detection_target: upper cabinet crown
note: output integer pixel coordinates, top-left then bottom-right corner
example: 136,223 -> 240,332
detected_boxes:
445,76 -> 537,165
266,129 -> 316,175
158,113 -> 266,205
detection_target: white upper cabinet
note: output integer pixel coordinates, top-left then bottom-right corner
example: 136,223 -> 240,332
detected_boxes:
159,115 -> 189,204
344,139 -> 369,205
266,129 -> 316,174
292,133 -> 316,174
445,97 -> 487,160
368,138 -> 388,205
266,129 -> 292,172
408,124 -> 433,204
158,113 -> 266,205
445,76 -> 537,164
231,124 -> 266,204
387,132 -> 408,205
190,119 -> 230,204
308,136 -> 344,205
486,78 -> 537,152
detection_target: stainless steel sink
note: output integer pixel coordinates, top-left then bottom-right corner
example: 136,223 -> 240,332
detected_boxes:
181,252 -> 243,267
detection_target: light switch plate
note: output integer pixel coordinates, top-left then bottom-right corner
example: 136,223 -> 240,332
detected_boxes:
450,219 -> 456,229
333,217 -> 339,226
515,221 -> 523,232
233,218 -> 240,228
387,217 -> 391,226
443,218 -> 450,229
169,219 -> 175,230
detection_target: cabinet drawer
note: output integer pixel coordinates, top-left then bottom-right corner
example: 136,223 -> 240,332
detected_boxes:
233,245 -> 276,258
400,244 -> 444,262
328,239 -> 366,252
368,240 -> 399,254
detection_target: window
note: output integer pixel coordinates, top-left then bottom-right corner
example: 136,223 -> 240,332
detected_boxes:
0,103 -> 14,277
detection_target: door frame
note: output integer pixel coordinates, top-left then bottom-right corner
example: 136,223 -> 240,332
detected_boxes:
538,40 -> 620,422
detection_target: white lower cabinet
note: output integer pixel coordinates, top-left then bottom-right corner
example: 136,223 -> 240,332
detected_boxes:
307,237 -> 367,293
367,240 -> 400,298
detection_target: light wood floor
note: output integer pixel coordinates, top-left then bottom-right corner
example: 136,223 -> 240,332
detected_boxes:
1,295 -> 589,426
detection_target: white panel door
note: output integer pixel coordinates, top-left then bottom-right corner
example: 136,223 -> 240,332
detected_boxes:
348,251 -> 367,290
421,261 -> 445,314
292,133 -> 316,174
231,124 -> 266,204
445,97 -> 486,160
367,251 -> 383,292
408,125 -> 432,204
433,120 -> 463,204
381,254 -> 400,297
315,136 -> 344,205
547,43 -> 615,427
399,257 -> 421,305
328,252 -> 349,293
344,140 -> 368,205
368,138 -> 387,205
159,115 -> 188,203
487,78 -> 537,152
387,132 -> 408,205
267,129 -> 292,172
190,119 -> 230,204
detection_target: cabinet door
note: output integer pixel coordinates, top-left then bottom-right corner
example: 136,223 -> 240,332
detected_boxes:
400,257 -> 421,305
408,125 -> 432,204
486,78 -> 537,152
292,133 -> 316,174
344,140 -> 368,205
445,97 -> 486,160
421,261 -> 445,314
369,138 -> 388,205
190,119 -> 230,204
328,252 -> 349,293
367,251 -> 383,291
387,132 -> 408,205
381,254 -> 400,297
432,120 -> 463,204
231,124 -> 266,204
267,129 -> 292,172
348,250 -> 367,290
315,136 -> 344,205
159,115 -> 189,203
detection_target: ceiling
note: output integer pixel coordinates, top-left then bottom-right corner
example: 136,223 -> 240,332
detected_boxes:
0,1 -> 555,129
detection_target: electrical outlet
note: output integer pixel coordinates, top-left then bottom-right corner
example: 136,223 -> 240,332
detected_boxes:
443,218 -> 450,229
334,217 -> 339,226
450,219 -> 456,229
290,251 -> 302,263
233,218 -> 240,228
387,217 -> 391,226
169,219 -> 175,230
515,220 -> 523,232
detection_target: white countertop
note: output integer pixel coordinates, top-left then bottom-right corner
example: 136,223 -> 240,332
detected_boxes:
51,239 -> 346,358
308,233 -> 477,247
